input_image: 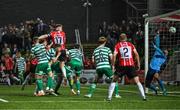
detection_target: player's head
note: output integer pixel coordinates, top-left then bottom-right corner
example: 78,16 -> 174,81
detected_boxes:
33,36 -> 39,43
98,36 -> 107,44
4,52 -> 9,57
55,24 -> 63,31
74,44 -> 80,49
163,49 -> 168,56
16,52 -> 21,58
119,33 -> 127,41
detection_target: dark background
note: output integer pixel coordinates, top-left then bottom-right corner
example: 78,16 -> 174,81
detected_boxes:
0,0 -> 179,43
0,0 -> 127,43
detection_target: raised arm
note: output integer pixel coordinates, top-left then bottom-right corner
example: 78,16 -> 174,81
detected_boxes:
38,34 -> 49,40
152,42 -> 165,57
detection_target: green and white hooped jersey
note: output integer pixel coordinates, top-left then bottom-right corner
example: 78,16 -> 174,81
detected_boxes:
16,57 -> 26,71
46,48 -> 56,61
68,49 -> 83,62
93,46 -> 112,69
31,43 -> 49,64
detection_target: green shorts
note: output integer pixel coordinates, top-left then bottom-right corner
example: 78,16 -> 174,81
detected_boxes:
51,62 -> 61,75
35,63 -> 52,75
69,59 -> 83,76
96,68 -> 113,78
65,65 -> 73,78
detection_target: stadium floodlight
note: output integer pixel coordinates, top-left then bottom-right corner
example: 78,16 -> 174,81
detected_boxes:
144,9 -> 180,83
83,0 -> 92,41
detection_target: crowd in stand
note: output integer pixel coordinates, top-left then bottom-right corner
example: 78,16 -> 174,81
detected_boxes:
0,19 -> 145,84
0,19 -> 145,75
98,20 -> 145,67
98,20 -> 144,54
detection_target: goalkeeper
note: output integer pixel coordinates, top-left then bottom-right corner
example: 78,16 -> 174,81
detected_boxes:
145,33 -> 168,95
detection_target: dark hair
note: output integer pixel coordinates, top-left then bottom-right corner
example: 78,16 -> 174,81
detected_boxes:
74,44 -> 80,49
98,36 -> 107,44
55,24 -> 62,28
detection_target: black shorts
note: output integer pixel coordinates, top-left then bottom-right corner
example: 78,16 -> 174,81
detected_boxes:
30,64 -> 37,74
115,66 -> 137,79
58,50 -> 66,61
145,67 -> 158,86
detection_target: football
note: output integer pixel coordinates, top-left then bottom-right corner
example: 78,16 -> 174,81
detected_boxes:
169,26 -> 176,33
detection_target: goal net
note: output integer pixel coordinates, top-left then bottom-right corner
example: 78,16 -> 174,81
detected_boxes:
145,10 -> 180,83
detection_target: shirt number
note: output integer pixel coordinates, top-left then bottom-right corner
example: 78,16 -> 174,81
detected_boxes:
119,47 -> 131,58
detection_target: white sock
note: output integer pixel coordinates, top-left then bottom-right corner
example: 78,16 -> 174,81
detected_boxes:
6,77 -> 11,86
22,74 -> 30,85
137,82 -> 146,99
61,66 -> 66,78
12,76 -> 20,82
108,82 -> 116,99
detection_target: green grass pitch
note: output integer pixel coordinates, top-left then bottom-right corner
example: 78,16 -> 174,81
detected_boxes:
0,84 -> 180,109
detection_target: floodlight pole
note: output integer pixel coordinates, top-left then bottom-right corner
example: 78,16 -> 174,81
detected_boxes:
83,0 -> 91,41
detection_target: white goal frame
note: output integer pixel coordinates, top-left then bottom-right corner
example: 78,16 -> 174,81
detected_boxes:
144,9 -> 180,78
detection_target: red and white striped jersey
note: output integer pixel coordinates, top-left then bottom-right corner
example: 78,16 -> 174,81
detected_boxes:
114,41 -> 135,66
49,31 -> 66,50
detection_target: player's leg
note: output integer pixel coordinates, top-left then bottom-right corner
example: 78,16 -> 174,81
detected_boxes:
59,50 -> 67,78
67,75 -> 76,94
84,73 -> 102,98
127,67 -> 146,100
45,63 -> 54,92
154,73 -> 167,95
35,64 -> 45,96
145,70 -> 157,95
4,70 -> 11,86
75,74 -> 81,95
73,61 -> 83,95
115,81 -> 121,98
21,73 -> 32,90
35,74 -> 44,96
10,70 -> 21,84
66,67 -> 76,94
54,73 -> 63,94
18,71 -> 24,84
107,75 -> 118,101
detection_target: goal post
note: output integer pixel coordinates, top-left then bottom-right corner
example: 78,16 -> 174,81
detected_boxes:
144,9 -> 180,82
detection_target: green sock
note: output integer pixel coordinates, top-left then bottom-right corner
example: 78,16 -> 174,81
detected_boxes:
76,79 -> 81,91
115,82 -> 119,95
47,77 -> 53,89
36,79 -> 43,91
68,78 -> 74,90
88,83 -> 96,95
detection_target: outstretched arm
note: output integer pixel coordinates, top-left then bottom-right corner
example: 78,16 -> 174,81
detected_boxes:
38,34 -> 49,40
152,42 -> 165,57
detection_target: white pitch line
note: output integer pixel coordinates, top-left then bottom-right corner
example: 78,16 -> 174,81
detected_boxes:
0,98 -> 9,102
10,99 -> 179,103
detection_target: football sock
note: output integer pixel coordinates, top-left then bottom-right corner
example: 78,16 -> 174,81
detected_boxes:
47,76 -> 53,89
157,79 -> 165,91
36,79 -> 43,91
88,83 -> 96,95
108,82 -> 115,99
12,76 -> 20,82
137,82 -> 146,99
6,77 -> 11,86
115,82 -> 119,95
75,79 -> 80,91
149,84 -> 157,93
68,78 -> 74,90
22,74 -> 30,85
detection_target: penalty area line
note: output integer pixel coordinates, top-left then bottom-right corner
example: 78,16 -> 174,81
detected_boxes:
0,98 -> 9,103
